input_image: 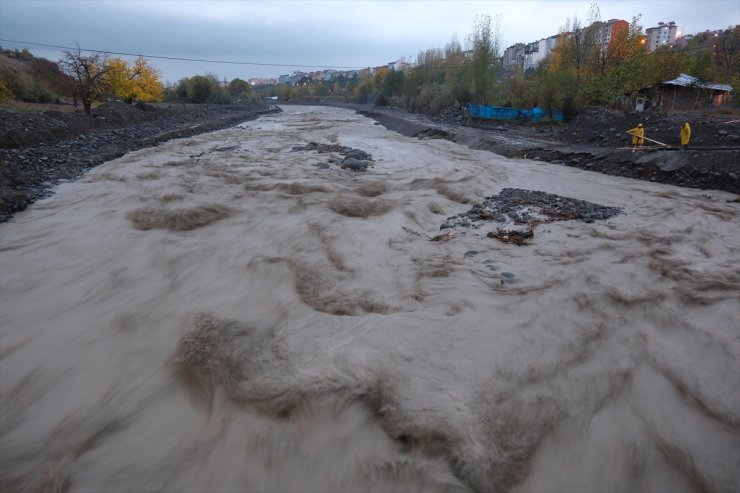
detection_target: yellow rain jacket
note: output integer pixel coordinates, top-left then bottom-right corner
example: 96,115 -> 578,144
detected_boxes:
628,125 -> 644,145
680,122 -> 691,146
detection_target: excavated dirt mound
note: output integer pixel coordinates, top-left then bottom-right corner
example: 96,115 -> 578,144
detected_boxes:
559,106 -> 740,149
536,107 -> 739,194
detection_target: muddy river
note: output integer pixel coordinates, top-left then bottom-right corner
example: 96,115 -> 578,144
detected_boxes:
1,106 -> 738,492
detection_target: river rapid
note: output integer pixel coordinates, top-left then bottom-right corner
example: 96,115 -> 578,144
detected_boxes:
1,105 -> 738,492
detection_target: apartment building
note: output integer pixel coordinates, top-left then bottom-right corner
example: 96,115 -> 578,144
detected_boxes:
503,43 -> 526,70
522,34 -> 560,71
507,18 -> 630,72
645,21 -> 678,52
523,40 -> 543,71
595,19 -> 629,55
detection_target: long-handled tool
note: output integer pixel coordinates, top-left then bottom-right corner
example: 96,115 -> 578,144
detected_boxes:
626,131 -> 669,147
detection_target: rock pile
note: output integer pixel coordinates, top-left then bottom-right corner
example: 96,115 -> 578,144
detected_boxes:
292,141 -> 375,172
430,105 -> 466,125
439,188 -> 622,245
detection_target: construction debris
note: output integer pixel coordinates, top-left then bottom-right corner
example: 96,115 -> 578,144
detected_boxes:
487,228 -> 534,246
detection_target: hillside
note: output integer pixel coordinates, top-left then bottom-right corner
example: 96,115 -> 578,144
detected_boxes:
0,48 -> 74,104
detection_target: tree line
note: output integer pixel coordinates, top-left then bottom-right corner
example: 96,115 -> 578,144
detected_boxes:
2,6 -> 737,118
163,74 -> 259,105
271,11 -> 739,118
0,46 -> 262,113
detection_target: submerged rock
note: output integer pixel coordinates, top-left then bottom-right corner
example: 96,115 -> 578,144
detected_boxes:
341,157 -> 368,172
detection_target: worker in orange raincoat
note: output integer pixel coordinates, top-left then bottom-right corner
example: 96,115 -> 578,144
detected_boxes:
680,121 -> 691,149
627,123 -> 644,151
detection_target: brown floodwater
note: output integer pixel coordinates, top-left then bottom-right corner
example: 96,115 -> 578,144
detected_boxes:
1,106 -> 738,492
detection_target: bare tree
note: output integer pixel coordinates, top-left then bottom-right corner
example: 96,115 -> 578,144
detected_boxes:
561,3 -> 601,84
59,45 -> 110,115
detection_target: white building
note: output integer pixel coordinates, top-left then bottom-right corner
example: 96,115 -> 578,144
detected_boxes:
645,21 -> 678,52
520,34 -> 560,72
523,39 -> 550,71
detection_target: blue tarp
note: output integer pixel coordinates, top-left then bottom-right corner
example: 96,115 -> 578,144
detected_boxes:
465,103 -> 563,122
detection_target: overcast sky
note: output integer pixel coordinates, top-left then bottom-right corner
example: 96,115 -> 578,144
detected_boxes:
1,0 -> 737,83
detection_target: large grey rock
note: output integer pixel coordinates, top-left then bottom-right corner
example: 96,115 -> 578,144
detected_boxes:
345,149 -> 371,161
634,151 -> 688,172
341,157 -> 368,172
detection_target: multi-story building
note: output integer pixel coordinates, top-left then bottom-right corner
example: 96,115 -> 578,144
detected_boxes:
645,21 -> 678,52
249,78 -> 278,86
544,34 -> 559,54
513,34 -> 561,72
595,19 -> 629,55
503,43 -> 526,70
523,39 -> 544,71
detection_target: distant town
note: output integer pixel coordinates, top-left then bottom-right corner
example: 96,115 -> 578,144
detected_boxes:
246,20 -> 726,87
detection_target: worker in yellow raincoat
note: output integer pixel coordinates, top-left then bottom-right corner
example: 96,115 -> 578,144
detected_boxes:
627,123 -> 644,151
680,121 -> 691,149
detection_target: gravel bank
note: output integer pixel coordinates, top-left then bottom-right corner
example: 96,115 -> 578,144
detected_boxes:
0,102 -> 280,221
357,106 -> 740,195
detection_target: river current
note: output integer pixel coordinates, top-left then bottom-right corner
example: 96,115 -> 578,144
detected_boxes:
1,106 -> 738,492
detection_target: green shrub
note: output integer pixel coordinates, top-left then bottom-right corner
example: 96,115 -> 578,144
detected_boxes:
429,84 -> 456,114
0,77 -> 12,101
410,83 -> 456,115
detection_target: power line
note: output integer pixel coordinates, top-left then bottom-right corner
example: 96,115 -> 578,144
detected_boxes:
2,37 -> 725,77
0,38 -> 370,70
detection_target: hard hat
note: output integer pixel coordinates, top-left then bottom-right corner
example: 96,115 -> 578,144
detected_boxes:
638,123 -> 643,127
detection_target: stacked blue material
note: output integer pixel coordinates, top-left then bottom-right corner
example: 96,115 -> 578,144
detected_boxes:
465,104 -> 563,122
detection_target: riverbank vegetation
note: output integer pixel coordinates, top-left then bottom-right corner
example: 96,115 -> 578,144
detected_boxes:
1,6 -> 737,117
1,47 -> 165,113
263,12 -> 739,118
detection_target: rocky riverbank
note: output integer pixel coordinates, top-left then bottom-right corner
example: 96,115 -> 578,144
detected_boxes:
2,100 -> 737,222
0,102 -> 280,221
356,104 -> 740,195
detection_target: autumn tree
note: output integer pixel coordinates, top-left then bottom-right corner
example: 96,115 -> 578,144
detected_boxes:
353,74 -> 375,104
59,46 -> 111,115
106,56 -> 164,102
605,16 -> 650,97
